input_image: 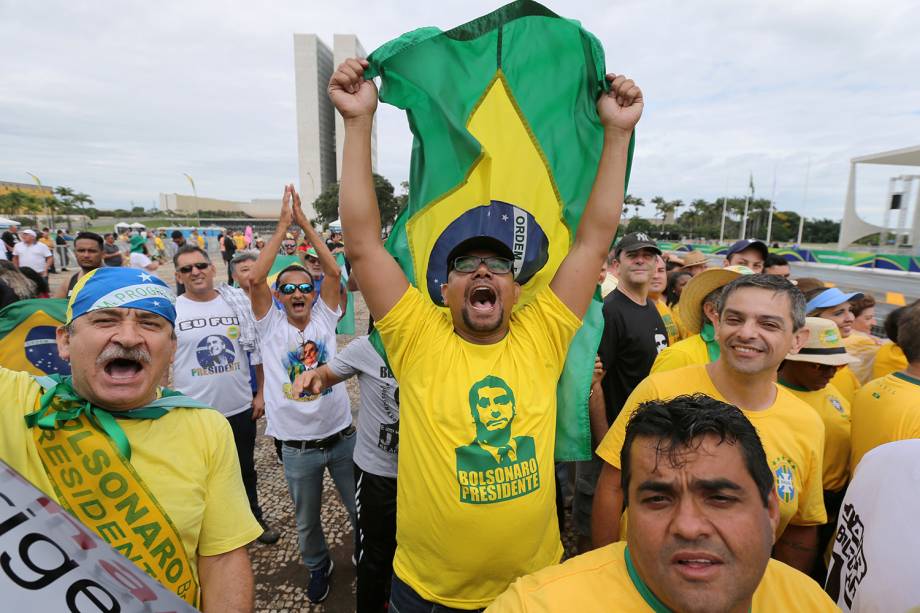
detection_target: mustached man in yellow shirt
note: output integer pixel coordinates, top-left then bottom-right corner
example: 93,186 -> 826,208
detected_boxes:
487,395 -> 837,613
651,266 -> 754,374
592,274 -> 827,575
327,58 -> 645,609
850,304 -> 920,474
0,267 -> 262,610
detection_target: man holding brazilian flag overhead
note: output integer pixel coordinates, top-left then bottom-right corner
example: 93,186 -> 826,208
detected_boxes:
0,267 -> 262,609
323,0 -> 641,607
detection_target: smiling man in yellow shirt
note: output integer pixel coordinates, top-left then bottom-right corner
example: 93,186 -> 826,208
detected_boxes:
592,274 -> 827,575
488,396 -> 837,613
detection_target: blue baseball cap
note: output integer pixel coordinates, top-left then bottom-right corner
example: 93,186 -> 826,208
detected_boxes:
805,287 -> 864,313
726,239 -> 768,260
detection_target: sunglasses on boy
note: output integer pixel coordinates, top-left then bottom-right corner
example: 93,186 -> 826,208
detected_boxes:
278,282 -> 315,295
452,255 -> 513,274
177,262 -> 210,274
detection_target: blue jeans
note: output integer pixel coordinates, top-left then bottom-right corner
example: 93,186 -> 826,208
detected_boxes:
389,576 -> 484,613
282,429 -> 357,570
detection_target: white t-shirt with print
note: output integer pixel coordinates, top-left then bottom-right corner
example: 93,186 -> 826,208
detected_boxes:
173,294 -> 253,418
13,241 -> 52,273
255,298 -> 350,440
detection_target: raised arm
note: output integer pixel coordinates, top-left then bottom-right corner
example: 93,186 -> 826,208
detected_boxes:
550,74 -> 644,318
329,58 -> 408,322
250,186 -> 294,320
292,188 -> 341,311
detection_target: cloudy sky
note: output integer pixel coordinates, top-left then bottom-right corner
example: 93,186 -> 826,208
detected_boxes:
2,0 -> 918,224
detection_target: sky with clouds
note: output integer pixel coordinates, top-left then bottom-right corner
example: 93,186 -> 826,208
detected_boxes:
2,0 -> 918,224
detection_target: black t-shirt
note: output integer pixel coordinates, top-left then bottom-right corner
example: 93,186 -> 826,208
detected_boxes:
597,288 -> 670,424
1,230 -> 18,252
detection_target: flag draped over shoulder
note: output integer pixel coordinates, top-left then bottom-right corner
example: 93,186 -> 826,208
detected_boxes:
0,298 -> 70,376
366,0 -> 634,460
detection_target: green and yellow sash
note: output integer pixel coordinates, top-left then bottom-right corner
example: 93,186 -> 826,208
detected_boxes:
25,375 -> 210,607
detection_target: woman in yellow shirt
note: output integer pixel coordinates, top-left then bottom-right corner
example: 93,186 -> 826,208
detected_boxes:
845,294 -> 883,383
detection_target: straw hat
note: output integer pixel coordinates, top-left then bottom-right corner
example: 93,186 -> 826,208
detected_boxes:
677,265 -> 754,334
679,250 -> 708,269
785,317 -> 859,366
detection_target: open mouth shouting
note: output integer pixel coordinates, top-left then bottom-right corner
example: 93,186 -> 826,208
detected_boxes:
98,346 -> 150,385
289,297 -> 308,315
468,285 -> 498,314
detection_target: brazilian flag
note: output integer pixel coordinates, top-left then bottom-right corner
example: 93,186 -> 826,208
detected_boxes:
366,0 -> 633,460
0,299 -> 70,376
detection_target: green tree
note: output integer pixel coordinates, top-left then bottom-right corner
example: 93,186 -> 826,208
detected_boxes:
311,174 -> 400,229
624,194 -> 644,218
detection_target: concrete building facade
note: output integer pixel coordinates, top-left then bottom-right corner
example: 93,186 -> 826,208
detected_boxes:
293,34 -> 337,216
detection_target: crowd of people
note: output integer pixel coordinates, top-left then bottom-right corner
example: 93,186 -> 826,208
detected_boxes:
0,56 -> 917,613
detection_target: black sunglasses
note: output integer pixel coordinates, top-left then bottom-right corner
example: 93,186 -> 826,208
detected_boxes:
177,262 -> 210,274
279,282 -> 315,295
452,255 -> 513,274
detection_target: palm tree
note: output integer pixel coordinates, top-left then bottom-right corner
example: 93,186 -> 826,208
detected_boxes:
624,194 -> 645,218
71,193 -> 95,229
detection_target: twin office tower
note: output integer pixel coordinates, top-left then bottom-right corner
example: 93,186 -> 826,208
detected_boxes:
294,34 -> 378,215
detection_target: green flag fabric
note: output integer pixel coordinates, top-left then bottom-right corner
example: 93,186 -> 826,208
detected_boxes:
0,298 -> 70,376
366,0 -> 633,460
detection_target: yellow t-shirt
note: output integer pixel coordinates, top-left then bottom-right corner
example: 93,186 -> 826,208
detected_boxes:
654,299 -> 680,346
872,342 -> 907,380
850,371 -> 920,474
595,364 -> 827,537
233,234 -> 246,250
779,382 -> 851,492
195,234 -> 205,249
375,286 -> 581,608
829,365 -> 859,404
650,333 -> 709,374
486,541 -> 839,613
843,332 -> 881,384
0,368 -> 262,581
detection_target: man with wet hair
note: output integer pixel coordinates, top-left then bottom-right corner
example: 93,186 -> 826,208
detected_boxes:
488,395 -> 837,612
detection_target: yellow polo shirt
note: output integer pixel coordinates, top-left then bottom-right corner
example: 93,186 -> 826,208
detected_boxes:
486,541 -> 838,612
779,382 -> 851,492
829,365 -> 859,404
376,285 -> 581,608
872,342 -> 907,380
596,364 -> 827,537
850,371 -> 920,474
0,368 -> 262,582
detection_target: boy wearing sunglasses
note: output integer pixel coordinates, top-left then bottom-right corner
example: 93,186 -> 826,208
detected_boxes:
249,184 -> 356,604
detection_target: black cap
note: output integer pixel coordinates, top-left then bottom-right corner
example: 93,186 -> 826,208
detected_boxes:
614,232 -> 661,257
446,236 -> 515,272
726,239 -> 768,260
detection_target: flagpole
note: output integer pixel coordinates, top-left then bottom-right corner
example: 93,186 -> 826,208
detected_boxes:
797,159 -> 810,245
766,165 -> 777,244
741,173 -> 753,240
719,175 -> 729,244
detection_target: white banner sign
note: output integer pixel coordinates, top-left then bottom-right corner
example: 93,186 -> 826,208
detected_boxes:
0,460 -> 195,612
